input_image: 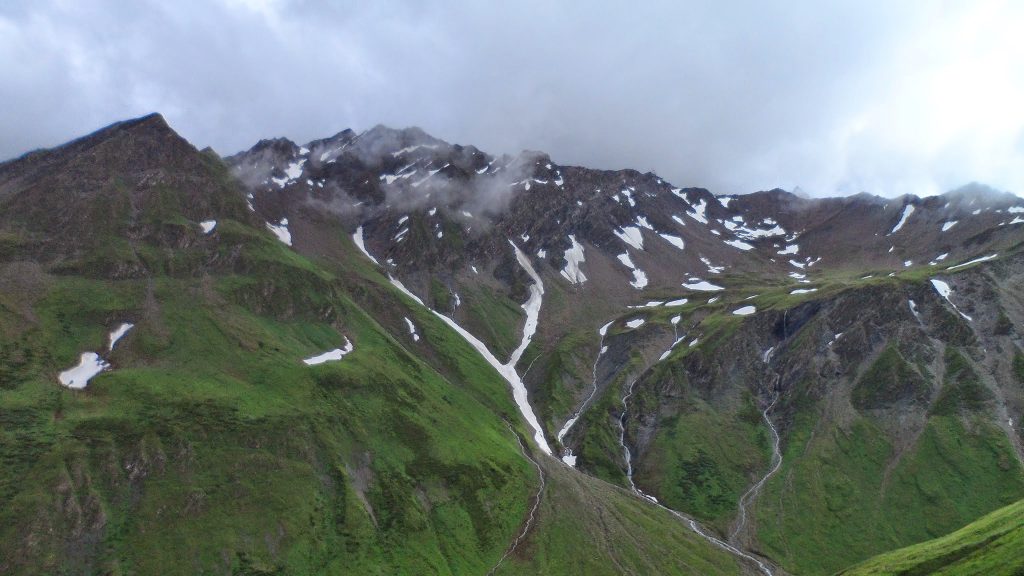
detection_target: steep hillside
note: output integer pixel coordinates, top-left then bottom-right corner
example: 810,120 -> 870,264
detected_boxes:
838,498 -> 1024,576
0,116 -> 747,575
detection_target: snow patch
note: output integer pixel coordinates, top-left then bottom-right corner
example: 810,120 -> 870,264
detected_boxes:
659,233 -> 685,250
941,220 -> 958,232
404,317 -> 420,342
614,226 -> 645,250
625,318 -> 645,329
732,305 -> 756,316
724,239 -> 754,251
58,352 -> 109,389
560,235 -> 587,284
930,279 -> 972,321
353,226 -> 380,265
616,252 -> 648,289
946,253 -> 997,271
199,220 -> 216,234
687,199 -> 708,224
302,338 -> 355,365
266,218 -> 292,246
108,323 -> 133,351
682,279 -> 724,292
890,204 -> 915,234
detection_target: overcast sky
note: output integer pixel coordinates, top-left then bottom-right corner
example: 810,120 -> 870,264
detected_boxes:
3,0 -> 1024,197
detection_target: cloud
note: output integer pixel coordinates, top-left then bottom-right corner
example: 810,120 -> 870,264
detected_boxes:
2,0 -> 1023,197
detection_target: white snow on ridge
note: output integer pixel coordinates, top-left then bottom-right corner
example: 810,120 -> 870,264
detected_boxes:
636,215 -> 654,230
890,204 -> 915,234
941,220 -> 958,232
108,323 -> 134,351
353,226 -> 380,265
930,279 -> 972,321
664,298 -> 689,307
688,199 -> 709,224
626,318 -> 645,329
560,235 -> 587,284
659,233 -> 685,250
790,288 -> 817,294
1008,206 -> 1024,213
614,226 -> 645,250
303,338 -> 355,365
946,254 -> 997,271
199,220 -> 217,234
682,279 -> 724,292
271,159 -> 306,188
778,244 -> 799,255
58,352 -> 109,389
266,219 -> 292,246
732,305 -> 756,316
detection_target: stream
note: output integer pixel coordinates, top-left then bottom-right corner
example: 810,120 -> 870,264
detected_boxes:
730,394 -> 783,545
556,320 -> 613,466
617,377 -> 778,576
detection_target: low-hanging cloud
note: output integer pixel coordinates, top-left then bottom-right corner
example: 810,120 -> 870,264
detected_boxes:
2,0 -> 1023,198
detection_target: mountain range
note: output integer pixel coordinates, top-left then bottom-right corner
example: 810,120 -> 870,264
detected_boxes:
1,113 -> 1022,575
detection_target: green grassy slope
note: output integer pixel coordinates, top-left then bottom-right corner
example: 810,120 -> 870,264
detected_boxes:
493,458 -> 745,576
837,498 -> 1024,576
754,372 -> 1024,575
0,226 -> 539,574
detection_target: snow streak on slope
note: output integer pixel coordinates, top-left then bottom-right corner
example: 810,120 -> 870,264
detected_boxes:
353,226 -> 380,265
931,279 -> 972,321
890,204 -> 915,234
108,323 -> 134,351
384,243 -> 553,455
303,338 -> 354,365
946,253 -> 997,271
266,218 -> 292,246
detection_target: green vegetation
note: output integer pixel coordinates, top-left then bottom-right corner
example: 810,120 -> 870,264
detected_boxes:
852,345 -> 929,410
459,283 -> 523,360
838,498 -> 1024,576
930,348 -> 993,416
493,460 -> 743,575
635,397 -> 770,531
754,404 -> 1024,575
0,240 -> 541,574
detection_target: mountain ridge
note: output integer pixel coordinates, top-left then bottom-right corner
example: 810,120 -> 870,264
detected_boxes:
0,113 -> 1022,575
